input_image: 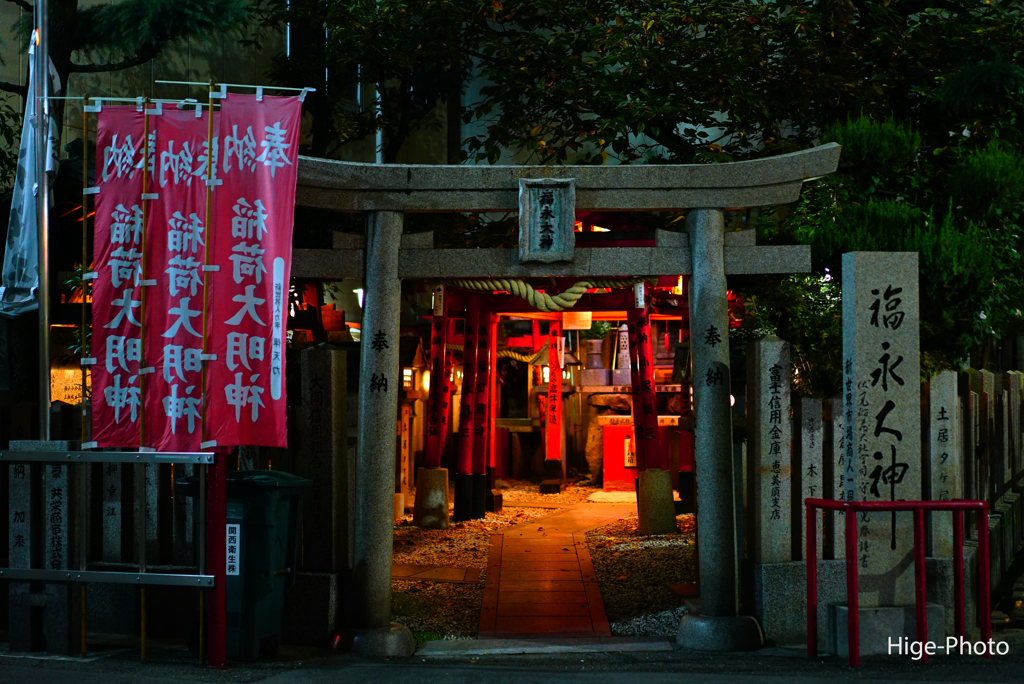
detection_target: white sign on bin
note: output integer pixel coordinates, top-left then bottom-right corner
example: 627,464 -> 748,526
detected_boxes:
226,523 -> 241,575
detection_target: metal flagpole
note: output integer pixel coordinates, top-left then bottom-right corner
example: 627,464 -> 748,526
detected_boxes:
36,0 -> 51,440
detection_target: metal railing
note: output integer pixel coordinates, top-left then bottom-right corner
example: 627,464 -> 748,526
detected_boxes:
805,498 -> 991,667
1,449 -> 215,660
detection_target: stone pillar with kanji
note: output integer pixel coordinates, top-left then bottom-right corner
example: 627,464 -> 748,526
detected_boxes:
842,252 -> 922,607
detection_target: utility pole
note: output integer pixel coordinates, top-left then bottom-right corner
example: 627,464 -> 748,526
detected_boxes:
35,0 -> 51,440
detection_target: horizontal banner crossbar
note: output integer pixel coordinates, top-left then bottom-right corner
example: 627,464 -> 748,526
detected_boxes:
0,568 -> 215,587
0,450 -> 215,464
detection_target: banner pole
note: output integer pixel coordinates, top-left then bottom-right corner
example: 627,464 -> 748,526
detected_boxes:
138,101 -> 150,447
36,0 -> 51,440
197,81 -> 214,666
81,98 -> 89,444
200,82 -> 215,441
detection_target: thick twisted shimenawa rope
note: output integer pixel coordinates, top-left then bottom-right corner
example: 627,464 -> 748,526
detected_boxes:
446,342 -> 548,364
443,277 -> 652,312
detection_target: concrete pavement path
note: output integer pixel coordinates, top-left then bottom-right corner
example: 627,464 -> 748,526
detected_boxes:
478,503 -> 632,638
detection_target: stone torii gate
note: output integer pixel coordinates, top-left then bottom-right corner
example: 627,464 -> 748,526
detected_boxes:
291,144 -> 841,656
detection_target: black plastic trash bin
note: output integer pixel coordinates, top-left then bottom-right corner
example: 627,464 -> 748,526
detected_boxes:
177,470 -> 311,660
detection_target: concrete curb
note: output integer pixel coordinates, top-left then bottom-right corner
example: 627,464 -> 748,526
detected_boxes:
416,636 -> 674,657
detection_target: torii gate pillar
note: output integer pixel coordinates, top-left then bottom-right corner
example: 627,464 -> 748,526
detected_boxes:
350,211 -> 415,657
677,208 -> 762,650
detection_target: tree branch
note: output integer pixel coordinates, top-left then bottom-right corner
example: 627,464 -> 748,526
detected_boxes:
4,0 -> 33,13
0,80 -> 27,96
70,46 -> 158,74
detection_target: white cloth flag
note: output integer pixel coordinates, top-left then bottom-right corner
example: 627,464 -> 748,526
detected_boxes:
0,34 -> 61,317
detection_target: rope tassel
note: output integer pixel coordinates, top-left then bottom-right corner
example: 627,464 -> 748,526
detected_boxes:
443,277 -> 653,312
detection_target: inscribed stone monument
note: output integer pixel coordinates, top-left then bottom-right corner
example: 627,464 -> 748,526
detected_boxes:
831,396 -> 846,558
747,337 -> 792,564
300,346 -> 352,575
928,371 -> 961,557
798,397 -> 824,560
841,252 -> 921,606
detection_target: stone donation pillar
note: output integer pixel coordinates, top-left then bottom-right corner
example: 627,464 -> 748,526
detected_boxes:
677,208 -> 762,651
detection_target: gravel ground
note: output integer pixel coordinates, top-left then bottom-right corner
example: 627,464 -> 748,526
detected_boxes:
391,505 -> 548,639
586,513 -> 697,636
393,506 -> 546,568
390,579 -> 484,639
498,480 -> 600,505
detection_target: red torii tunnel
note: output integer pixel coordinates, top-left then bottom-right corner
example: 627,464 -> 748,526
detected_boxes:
419,279 -> 697,521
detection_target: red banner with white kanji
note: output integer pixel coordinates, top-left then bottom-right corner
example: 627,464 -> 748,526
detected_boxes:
545,320 -> 562,462
204,94 -> 301,447
92,106 -> 146,447
472,314 -> 492,474
143,107 -> 213,450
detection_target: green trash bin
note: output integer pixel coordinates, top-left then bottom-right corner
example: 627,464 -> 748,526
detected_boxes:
177,470 -> 311,660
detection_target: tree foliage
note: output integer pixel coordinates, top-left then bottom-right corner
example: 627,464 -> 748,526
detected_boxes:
466,0 -> 1024,165
253,0 -> 480,162
3,0 -> 249,96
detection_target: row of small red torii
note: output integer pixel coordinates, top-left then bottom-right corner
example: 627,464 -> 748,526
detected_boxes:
423,284 -> 673,486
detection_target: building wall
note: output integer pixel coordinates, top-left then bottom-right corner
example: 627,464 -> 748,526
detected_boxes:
0,0 -> 285,160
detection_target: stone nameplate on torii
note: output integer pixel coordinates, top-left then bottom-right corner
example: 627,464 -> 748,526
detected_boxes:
519,178 -> 576,263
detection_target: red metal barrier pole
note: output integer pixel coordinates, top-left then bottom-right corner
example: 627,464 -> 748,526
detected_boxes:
845,508 -> 859,667
807,502 -> 818,658
206,449 -> 227,667
953,509 -> 965,639
913,508 -> 928,662
978,504 -> 991,656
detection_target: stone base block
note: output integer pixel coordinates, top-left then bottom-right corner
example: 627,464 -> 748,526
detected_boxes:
753,555 -> 976,647
350,622 -> 415,658
486,489 -> 503,514
676,613 -> 763,651
452,472 -> 473,522
611,369 -> 631,385
753,560 -> 846,646
282,572 -> 339,646
472,474 -> 487,519
637,469 -> 676,535
413,468 -> 449,529
580,369 -> 610,386
539,479 -> 562,494
9,583 -> 81,655
827,603 -> 945,658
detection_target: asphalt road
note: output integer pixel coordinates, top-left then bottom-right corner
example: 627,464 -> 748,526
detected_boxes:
2,642 -> 1023,684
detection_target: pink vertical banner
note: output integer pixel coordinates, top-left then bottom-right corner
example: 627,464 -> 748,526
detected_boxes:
144,107 -> 213,450
92,106 -> 146,447
205,94 -> 301,448
545,320 -> 562,463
